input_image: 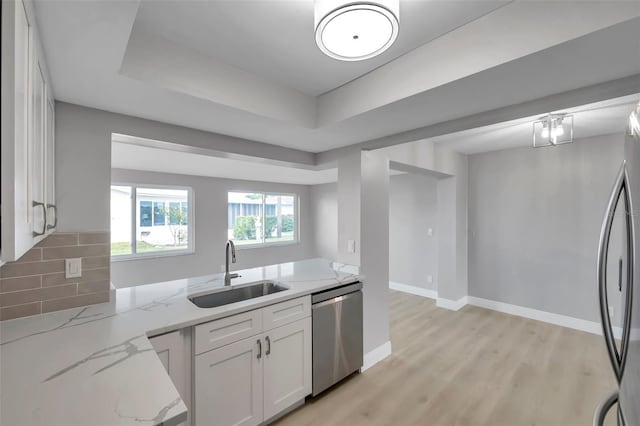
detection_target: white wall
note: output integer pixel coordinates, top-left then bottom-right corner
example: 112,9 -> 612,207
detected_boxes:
111,169 -> 315,287
468,134 -> 625,324
310,183 -> 338,260
389,173 -> 439,291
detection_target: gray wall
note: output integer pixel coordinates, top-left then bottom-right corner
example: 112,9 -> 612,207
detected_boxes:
380,141 -> 468,302
55,101 -> 315,234
359,151 -> 391,354
468,134 -> 625,323
111,169 -> 315,287
310,183 -> 338,260
389,173 -> 438,291
337,152 -> 361,265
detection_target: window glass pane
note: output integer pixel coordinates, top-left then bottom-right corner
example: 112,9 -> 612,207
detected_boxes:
181,202 -> 188,225
139,201 -> 152,227
169,202 -> 181,225
264,194 -> 296,244
110,186 -> 132,256
136,188 -> 189,254
153,202 -> 166,226
228,192 -> 263,245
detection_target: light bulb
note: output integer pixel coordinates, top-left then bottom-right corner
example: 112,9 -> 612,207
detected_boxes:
541,127 -> 549,138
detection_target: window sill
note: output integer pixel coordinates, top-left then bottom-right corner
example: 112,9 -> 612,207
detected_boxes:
111,249 -> 195,262
235,241 -> 299,250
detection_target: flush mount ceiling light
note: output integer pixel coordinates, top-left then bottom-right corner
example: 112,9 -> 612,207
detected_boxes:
314,0 -> 399,61
533,113 -> 574,147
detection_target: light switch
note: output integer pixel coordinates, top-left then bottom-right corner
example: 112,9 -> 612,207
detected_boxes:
427,228 -> 433,237
347,239 -> 356,253
65,258 -> 82,279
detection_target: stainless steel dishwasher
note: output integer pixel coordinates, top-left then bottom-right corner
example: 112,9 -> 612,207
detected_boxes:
311,281 -> 363,396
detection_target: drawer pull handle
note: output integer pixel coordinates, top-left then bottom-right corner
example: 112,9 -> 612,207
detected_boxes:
265,336 -> 271,355
257,339 -> 262,359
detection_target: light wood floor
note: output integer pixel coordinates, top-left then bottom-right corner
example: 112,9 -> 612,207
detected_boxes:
274,290 -> 618,426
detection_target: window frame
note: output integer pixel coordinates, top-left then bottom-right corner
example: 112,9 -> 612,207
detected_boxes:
111,183 -> 195,261
228,190 -> 299,250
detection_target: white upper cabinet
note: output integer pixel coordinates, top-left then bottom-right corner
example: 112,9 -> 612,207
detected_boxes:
1,0 -> 56,263
45,96 -> 56,231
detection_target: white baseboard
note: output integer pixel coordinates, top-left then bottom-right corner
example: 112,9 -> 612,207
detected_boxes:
467,296 -> 623,339
389,281 -> 437,299
388,283 -> 622,339
436,296 -> 468,311
362,341 -> 392,372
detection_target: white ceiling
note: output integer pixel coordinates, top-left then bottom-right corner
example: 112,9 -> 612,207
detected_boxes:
430,94 -> 640,154
33,1 -> 640,153
111,94 -> 638,183
132,0 -> 508,96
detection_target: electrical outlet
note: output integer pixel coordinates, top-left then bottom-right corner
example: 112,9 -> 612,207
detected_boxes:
427,275 -> 433,284
65,258 -> 82,279
608,305 -> 614,319
427,228 -> 433,237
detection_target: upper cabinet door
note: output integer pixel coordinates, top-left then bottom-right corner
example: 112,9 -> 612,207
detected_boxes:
30,54 -> 47,241
45,96 -> 56,231
1,0 -> 33,262
263,317 -> 312,421
1,0 -> 55,262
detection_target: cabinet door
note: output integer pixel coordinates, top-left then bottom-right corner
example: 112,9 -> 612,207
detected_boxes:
195,336 -> 263,426
29,50 -> 46,240
150,330 -> 191,426
1,0 -> 32,261
44,95 -> 56,231
263,317 -> 312,420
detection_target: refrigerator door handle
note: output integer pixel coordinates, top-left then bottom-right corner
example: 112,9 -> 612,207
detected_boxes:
597,161 -> 634,382
619,258 -> 623,292
593,390 -> 618,426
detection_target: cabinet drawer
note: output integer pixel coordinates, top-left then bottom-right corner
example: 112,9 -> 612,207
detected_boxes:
195,310 -> 263,355
263,296 -> 311,331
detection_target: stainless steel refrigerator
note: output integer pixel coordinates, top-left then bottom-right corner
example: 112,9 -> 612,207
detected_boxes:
595,101 -> 640,426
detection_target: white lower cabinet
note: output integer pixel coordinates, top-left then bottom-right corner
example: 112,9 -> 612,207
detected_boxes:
194,296 -> 312,426
263,317 -> 312,420
195,336 -> 264,426
150,330 -> 192,426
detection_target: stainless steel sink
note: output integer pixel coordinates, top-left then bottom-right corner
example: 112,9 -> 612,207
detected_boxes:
189,280 -> 289,308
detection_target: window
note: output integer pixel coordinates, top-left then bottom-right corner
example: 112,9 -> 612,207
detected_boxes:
228,191 -> 297,247
111,185 -> 193,259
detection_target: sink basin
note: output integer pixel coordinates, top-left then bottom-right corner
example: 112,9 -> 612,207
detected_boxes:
189,280 -> 289,308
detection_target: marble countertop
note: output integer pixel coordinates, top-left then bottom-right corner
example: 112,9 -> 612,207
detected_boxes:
0,258 -> 361,426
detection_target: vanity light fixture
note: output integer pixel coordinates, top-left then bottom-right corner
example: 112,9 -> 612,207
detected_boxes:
533,113 -> 573,147
314,0 -> 399,61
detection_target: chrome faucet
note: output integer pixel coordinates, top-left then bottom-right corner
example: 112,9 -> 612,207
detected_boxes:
224,240 -> 240,286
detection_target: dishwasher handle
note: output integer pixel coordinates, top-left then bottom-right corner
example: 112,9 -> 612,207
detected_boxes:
312,290 -> 361,309
312,281 -> 362,304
